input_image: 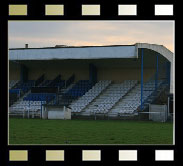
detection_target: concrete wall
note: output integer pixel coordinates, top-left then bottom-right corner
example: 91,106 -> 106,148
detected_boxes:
45,106 -> 71,119
98,68 -> 156,82
9,67 -> 156,83
9,57 -> 166,83
9,61 -> 157,83
29,68 -> 89,81
9,68 -> 20,80
9,62 -> 20,80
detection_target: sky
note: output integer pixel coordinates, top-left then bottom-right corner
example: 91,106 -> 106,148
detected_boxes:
8,21 -> 174,52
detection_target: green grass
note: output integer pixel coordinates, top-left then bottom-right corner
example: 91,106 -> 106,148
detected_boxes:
9,118 -> 173,145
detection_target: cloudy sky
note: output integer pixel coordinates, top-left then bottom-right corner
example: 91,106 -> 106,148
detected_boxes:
8,21 -> 174,52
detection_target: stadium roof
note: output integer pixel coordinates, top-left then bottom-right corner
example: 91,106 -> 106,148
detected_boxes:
9,44 -> 136,50
9,43 -> 173,61
9,43 -> 174,94
9,45 -> 137,60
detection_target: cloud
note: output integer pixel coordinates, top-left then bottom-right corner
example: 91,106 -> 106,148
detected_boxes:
8,21 -> 174,52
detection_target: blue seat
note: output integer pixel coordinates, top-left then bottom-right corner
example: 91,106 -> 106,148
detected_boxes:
23,93 -> 56,102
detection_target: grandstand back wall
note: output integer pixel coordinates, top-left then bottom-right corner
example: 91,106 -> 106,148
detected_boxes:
9,62 -> 20,80
9,59 -> 162,82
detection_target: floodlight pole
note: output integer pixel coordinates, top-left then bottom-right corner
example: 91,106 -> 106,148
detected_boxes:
141,48 -> 144,111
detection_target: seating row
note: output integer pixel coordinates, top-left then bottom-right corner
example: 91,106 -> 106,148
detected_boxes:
23,93 -> 56,102
70,80 -> 111,112
84,80 -> 138,114
110,80 -> 163,115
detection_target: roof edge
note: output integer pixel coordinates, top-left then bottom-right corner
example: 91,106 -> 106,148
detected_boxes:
9,44 -> 136,50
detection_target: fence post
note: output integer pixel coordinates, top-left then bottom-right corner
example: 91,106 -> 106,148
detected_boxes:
168,96 -> 170,116
41,100 -> 42,119
28,99 -> 30,119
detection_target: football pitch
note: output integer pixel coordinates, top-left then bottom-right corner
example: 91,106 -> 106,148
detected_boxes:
9,118 -> 173,145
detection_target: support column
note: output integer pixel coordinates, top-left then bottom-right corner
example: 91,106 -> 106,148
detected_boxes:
20,64 -> 28,82
166,62 -> 170,87
170,62 -> 173,94
141,48 -> 144,111
89,63 -> 97,85
155,54 -> 159,91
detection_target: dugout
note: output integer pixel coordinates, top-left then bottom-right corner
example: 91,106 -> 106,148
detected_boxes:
9,43 -> 174,117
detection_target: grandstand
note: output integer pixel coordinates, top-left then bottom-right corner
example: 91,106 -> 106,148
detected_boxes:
9,43 -> 174,120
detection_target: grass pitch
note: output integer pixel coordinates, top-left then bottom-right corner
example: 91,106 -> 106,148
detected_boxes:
9,118 -> 173,145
